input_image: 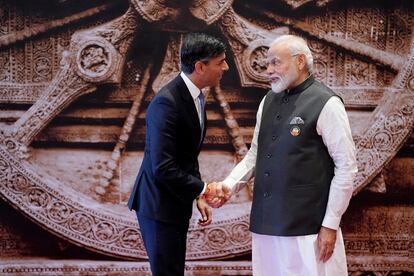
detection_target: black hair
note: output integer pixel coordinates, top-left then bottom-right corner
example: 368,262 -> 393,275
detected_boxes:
180,33 -> 226,74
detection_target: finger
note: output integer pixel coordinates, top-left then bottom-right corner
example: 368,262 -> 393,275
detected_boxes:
211,196 -> 220,205
322,244 -> 334,262
205,207 -> 212,225
216,183 -> 224,197
199,206 -> 207,222
317,238 -> 327,262
221,185 -> 231,201
198,207 -> 211,226
205,196 -> 218,208
210,200 -> 221,208
320,249 -> 326,262
198,218 -> 209,226
324,248 -> 334,262
215,198 -> 225,208
198,218 -> 208,225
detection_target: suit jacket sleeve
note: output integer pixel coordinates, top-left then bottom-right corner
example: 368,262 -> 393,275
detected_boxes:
147,94 -> 204,202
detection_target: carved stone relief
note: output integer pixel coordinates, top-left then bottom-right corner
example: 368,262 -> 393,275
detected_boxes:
0,0 -> 413,273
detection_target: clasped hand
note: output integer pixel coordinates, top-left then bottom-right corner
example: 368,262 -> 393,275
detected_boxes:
202,182 -> 230,208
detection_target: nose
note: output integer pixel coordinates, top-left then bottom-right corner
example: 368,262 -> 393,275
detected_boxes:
266,63 -> 274,75
222,61 -> 229,71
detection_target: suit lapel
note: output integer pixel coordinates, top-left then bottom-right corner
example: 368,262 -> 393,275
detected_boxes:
174,75 -> 202,141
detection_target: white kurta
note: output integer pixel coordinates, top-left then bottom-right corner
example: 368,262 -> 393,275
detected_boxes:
223,94 -> 358,276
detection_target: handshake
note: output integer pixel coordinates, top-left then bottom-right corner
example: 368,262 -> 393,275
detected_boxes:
201,182 -> 231,208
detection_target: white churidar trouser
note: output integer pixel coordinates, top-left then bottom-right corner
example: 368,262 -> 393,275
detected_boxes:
252,228 -> 347,276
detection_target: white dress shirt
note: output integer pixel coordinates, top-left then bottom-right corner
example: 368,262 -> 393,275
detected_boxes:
180,72 -> 204,125
180,72 -> 207,195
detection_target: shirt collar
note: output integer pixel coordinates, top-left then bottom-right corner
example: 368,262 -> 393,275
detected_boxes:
180,72 -> 201,100
285,74 -> 314,95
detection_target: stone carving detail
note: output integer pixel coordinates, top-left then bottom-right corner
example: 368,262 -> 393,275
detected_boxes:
211,86 -> 248,162
131,0 -> 233,26
219,8 -> 280,88
343,205 -> 414,270
246,42 -> 272,82
190,0 -> 234,25
3,8 -> 139,149
152,34 -> 182,93
354,92 -> 414,193
284,0 -> 333,9
77,41 -> 113,82
131,0 -> 177,23
93,67 -> 151,201
0,1 -> 413,270
26,188 -> 50,208
94,222 -> 118,243
47,201 -> 71,223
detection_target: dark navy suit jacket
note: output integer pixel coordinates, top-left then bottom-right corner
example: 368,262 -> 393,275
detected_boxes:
128,75 -> 206,223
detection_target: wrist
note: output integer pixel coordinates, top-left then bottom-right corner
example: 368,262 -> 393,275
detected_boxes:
202,182 -> 211,196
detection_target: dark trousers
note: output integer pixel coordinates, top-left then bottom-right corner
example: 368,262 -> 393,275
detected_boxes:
137,213 -> 189,276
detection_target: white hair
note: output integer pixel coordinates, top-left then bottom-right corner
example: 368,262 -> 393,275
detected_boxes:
270,35 -> 314,73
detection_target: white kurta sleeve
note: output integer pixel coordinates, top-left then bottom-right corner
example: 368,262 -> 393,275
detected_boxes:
317,96 -> 358,230
222,96 -> 266,195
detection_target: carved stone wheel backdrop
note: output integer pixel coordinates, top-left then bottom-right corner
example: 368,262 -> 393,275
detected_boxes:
0,0 -> 413,260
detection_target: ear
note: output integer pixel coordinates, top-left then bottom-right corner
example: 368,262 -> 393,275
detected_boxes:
297,54 -> 306,71
194,60 -> 205,75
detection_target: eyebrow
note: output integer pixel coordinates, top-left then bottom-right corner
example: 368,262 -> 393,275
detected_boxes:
267,57 -> 281,62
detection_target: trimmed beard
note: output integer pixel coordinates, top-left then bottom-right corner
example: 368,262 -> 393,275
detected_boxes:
270,65 -> 298,93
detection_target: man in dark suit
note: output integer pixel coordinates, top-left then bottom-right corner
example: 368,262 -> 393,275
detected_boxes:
128,33 -> 229,276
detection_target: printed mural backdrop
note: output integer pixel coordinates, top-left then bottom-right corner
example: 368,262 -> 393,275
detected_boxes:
0,0 -> 413,274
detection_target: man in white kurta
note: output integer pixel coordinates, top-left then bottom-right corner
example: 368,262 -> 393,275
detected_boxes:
219,35 -> 358,276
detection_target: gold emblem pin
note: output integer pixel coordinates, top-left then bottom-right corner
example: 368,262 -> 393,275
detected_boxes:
290,126 -> 301,136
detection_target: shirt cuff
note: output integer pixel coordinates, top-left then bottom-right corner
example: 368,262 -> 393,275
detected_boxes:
321,216 -> 341,230
222,178 -> 238,195
199,182 -> 207,196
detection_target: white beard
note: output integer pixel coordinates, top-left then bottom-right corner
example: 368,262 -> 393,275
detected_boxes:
270,65 -> 298,93
271,80 -> 289,94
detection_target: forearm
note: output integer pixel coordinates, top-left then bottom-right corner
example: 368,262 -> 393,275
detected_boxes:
222,150 -> 256,194
322,170 -> 356,229
223,96 -> 264,194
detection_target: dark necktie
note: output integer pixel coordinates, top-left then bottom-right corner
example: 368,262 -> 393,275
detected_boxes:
198,92 -> 205,146
198,92 -> 205,130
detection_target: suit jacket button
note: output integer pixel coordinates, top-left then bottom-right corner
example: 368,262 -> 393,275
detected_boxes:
264,172 -> 270,177
266,153 -> 272,158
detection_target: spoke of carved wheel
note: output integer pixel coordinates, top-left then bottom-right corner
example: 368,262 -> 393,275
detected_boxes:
152,34 -> 182,93
283,0 -> 335,9
353,42 -> 414,195
8,8 -> 140,153
210,85 -> 253,199
210,86 -> 248,161
0,3 -> 118,50
9,62 -> 96,153
247,4 -> 404,71
95,65 -> 151,200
